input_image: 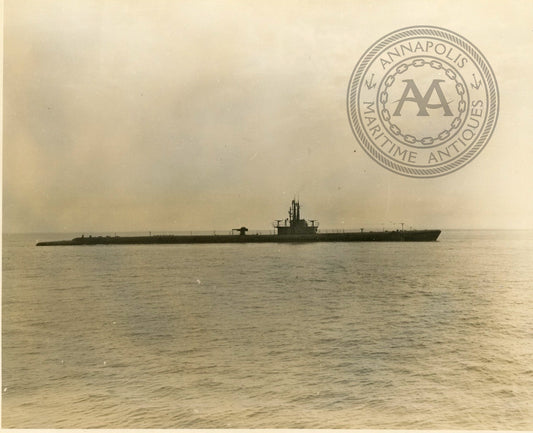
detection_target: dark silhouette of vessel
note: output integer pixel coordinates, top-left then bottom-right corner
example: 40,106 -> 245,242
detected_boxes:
36,199 -> 441,246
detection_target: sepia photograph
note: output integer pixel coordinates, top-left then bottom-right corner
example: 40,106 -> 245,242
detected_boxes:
3,0 -> 532,430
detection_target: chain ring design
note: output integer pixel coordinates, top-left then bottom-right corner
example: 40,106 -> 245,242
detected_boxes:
347,26 -> 499,178
378,58 -> 468,148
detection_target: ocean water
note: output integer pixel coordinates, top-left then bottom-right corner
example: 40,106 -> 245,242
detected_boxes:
2,230 -> 532,429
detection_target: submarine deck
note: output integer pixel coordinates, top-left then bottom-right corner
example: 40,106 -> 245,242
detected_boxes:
36,230 -> 441,246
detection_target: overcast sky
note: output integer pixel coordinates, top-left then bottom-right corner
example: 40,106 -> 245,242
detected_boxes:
4,0 -> 533,233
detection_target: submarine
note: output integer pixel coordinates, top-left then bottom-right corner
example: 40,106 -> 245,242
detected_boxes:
36,199 -> 441,246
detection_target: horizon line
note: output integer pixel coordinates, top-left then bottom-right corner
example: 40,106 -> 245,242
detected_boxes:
4,228 -> 533,236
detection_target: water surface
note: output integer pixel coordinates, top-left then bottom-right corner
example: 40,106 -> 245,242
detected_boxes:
3,230 -> 532,429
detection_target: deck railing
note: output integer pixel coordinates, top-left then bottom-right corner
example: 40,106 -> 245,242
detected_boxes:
91,227 -> 414,238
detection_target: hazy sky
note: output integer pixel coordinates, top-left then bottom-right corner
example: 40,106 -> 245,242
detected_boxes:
4,0 -> 533,232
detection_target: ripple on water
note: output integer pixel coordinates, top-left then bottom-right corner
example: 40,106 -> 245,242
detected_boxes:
3,232 -> 533,429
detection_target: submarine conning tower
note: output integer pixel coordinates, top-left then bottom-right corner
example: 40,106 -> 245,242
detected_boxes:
274,199 -> 319,235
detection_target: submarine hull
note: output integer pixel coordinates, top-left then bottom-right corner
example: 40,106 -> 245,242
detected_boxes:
36,230 -> 441,246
